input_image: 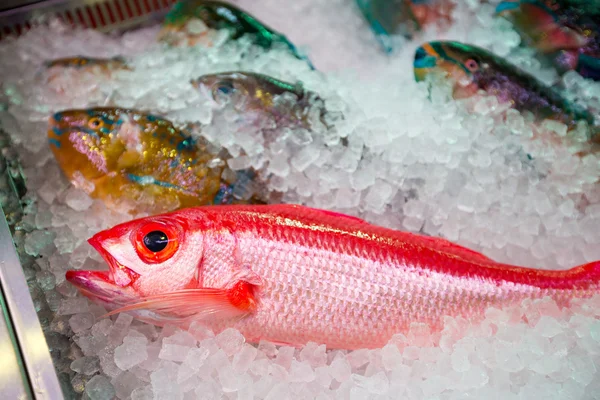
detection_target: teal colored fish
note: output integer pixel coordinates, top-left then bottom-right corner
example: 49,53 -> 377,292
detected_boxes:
159,0 -> 315,69
414,41 -> 600,146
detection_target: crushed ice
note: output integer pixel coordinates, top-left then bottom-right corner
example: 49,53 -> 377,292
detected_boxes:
1,0 -> 600,398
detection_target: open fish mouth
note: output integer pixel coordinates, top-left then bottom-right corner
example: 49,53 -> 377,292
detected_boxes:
66,231 -> 139,306
65,270 -> 136,306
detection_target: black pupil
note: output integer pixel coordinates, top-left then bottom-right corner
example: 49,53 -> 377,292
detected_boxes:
217,81 -> 234,94
143,230 -> 169,252
91,119 -> 100,126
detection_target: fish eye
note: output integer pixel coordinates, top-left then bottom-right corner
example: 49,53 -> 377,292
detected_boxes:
216,80 -> 235,95
143,231 -> 169,252
88,117 -> 103,129
211,80 -> 236,104
465,58 -> 479,72
134,221 -> 181,264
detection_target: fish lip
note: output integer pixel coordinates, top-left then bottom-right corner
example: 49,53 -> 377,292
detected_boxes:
88,233 -> 139,287
65,270 -> 135,306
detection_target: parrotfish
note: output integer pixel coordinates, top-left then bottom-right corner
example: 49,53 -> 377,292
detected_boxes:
48,107 -> 264,215
356,0 -> 455,53
65,204 -> 600,350
158,0 -> 314,69
45,56 -> 128,70
496,0 -> 600,80
191,71 -> 329,130
414,41 -> 600,143
42,56 -> 130,93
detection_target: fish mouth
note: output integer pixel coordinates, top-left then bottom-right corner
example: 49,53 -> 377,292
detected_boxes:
88,232 -> 140,287
66,233 -> 140,306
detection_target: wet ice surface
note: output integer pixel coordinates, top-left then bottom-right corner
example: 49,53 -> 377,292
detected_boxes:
1,0 -> 600,398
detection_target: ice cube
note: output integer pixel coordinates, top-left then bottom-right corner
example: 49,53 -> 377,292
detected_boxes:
57,298 -> 90,315
291,145 -> 320,172
217,365 -> 245,392
534,316 -> 564,338
289,360 -> 316,383
275,346 -> 295,370
108,313 -> 134,346
85,375 -> 116,400
215,328 -> 245,356
112,371 -> 143,399
65,187 -> 94,211
69,313 -> 95,333
130,386 -> 153,400
232,344 -> 258,373
70,356 -> 100,376
114,335 -> 149,370
330,357 -> 351,382
24,230 -> 56,256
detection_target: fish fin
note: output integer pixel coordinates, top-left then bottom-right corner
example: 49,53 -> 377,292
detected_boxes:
102,281 -> 257,321
536,25 -> 589,52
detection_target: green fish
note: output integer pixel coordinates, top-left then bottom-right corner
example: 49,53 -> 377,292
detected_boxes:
191,71 -> 331,130
159,0 -> 315,69
414,40 -> 600,145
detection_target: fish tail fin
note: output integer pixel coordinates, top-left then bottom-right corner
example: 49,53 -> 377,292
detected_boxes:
567,260 -> 600,288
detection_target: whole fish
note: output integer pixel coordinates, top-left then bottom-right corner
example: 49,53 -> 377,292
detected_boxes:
66,204 -> 600,350
42,56 -> 129,90
356,0 -> 455,53
191,71 -> 329,130
48,107 -> 264,215
414,40 -> 600,143
158,0 -> 314,69
44,56 -> 128,71
496,0 -> 600,80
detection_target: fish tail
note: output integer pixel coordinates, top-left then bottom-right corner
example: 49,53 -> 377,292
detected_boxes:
567,260 -> 600,289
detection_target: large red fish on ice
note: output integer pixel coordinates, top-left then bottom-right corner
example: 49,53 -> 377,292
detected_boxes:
66,204 -> 600,349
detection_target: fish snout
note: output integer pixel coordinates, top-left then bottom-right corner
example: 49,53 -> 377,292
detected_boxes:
88,230 -> 140,288
495,1 -> 521,15
413,45 -> 439,82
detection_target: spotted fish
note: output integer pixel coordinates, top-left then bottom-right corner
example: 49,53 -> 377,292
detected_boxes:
48,107 -> 265,215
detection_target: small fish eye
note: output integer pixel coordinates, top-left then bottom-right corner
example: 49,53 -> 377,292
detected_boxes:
465,58 -> 479,72
88,118 -> 103,129
143,230 -> 169,253
216,80 -> 235,95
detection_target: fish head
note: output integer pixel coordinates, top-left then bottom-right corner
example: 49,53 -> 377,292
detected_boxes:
191,71 -> 258,111
414,41 -> 492,99
66,209 -> 205,304
158,0 -> 243,45
48,108 -> 129,185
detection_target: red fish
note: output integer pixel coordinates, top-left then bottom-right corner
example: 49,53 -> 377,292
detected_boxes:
66,204 -> 600,349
